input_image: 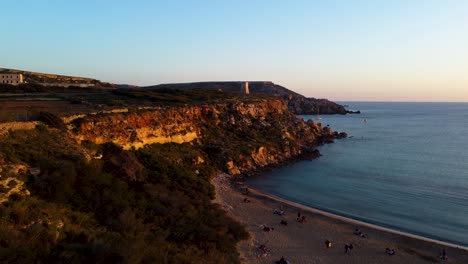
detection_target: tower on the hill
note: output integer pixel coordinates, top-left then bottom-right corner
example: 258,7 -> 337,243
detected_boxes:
241,82 -> 249,95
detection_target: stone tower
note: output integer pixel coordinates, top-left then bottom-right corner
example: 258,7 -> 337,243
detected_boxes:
241,82 -> 249,95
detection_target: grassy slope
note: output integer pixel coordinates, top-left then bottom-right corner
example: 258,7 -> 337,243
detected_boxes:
0,127 -> 248,263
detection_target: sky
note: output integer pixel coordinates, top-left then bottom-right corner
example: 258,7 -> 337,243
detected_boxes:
2,0 -> 468,101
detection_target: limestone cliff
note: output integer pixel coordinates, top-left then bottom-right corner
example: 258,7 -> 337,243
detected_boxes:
69,98 -> 344,176
70,107 -> 201,150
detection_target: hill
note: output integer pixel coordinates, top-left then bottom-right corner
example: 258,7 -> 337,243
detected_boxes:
144,81 -> 360,115
0,68 -> 111,87
0,97 -> 345,263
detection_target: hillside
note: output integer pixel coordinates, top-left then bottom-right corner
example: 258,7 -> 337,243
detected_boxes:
0,68 -> 110,87
0,97 -> 345,263
144,81 -> 360,115
0,68 -> 359,115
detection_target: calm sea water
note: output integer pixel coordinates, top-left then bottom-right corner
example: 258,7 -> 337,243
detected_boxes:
247,102 -> 468,246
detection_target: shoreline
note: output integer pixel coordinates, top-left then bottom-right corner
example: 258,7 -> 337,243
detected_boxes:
213,173 -> 468,263
249,187 -> 468,252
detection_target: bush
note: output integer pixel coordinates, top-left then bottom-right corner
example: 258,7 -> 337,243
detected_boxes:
0,131 -> 248,263
37,112 -> 66,130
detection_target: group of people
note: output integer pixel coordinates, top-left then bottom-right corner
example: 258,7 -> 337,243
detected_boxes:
273,208 -> 285,216
439,249 -> 448,260
258,244 -> 269,257
275,256 -> 289,264
296,212 -> 307,223
385,248 -> 396,255
242,184 -> 453,263
345,243 -> 354,253
354,228 -> 368,238
261,200 -> 450,262
324,240 -> 353,253
246,187 -> 449,262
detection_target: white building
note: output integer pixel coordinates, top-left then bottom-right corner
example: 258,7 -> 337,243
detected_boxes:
0,73 -> 24,85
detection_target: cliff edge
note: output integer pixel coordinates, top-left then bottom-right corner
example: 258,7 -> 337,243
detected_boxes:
69,98 -> 345,176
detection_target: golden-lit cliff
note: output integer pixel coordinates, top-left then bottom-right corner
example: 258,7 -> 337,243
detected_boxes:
68,98 -> 345,176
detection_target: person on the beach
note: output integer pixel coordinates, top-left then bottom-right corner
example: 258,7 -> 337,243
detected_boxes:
263,226 -> 274,232
279,205 -> 285,216
325,240 -> 332,248
354,228 -> 361,236
386,248 -> 395,255
258,244 -> 269,257
280,219 -> 288,226
439,249 -> 447,260
276,256 -> 288,264
344,243 -> 354,253
243,197 -> 250,203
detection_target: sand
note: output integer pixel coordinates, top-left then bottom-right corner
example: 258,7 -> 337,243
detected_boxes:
212,173 -> 468,264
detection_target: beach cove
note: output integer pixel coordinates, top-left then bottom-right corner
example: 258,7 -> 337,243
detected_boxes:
215,102 -> 468,263
248,102 -> 468,247
213,173 -> 468,263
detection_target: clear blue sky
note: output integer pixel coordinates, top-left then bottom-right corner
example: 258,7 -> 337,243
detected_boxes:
2,0 -> 468,101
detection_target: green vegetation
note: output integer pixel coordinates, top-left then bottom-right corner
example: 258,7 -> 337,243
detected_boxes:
0,127 -> 248,263
112,88 -> 268,106
0,86 -> 328,263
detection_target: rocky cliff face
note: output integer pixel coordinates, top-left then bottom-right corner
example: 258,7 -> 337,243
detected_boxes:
0,164 -> 30,204
70,107 -> 202,150
69,98 -> 345,176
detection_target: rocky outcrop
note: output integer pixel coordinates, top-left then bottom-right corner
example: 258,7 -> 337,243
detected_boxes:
70,98 -> 346,176
0,121 -> 39,135
0,164 -> 30,204
70,107 -> 202,150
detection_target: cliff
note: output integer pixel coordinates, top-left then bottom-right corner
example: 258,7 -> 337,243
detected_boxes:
0,97 -> 346,262
144,81 -> 359,115
69,98 -> 345,176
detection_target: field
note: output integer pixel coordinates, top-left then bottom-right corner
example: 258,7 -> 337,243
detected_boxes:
0,98 -> 103,122
0,85 -> 264,122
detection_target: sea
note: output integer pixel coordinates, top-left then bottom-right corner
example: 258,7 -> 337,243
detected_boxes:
247,102 -> 468,246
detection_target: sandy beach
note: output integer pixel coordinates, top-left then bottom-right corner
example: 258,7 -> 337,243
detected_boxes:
212,173 -> 468,264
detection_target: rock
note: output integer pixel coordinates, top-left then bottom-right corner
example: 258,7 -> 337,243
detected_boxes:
29,167 -> 41,177
337,132 -> 348,139
0,177 -> 30,204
